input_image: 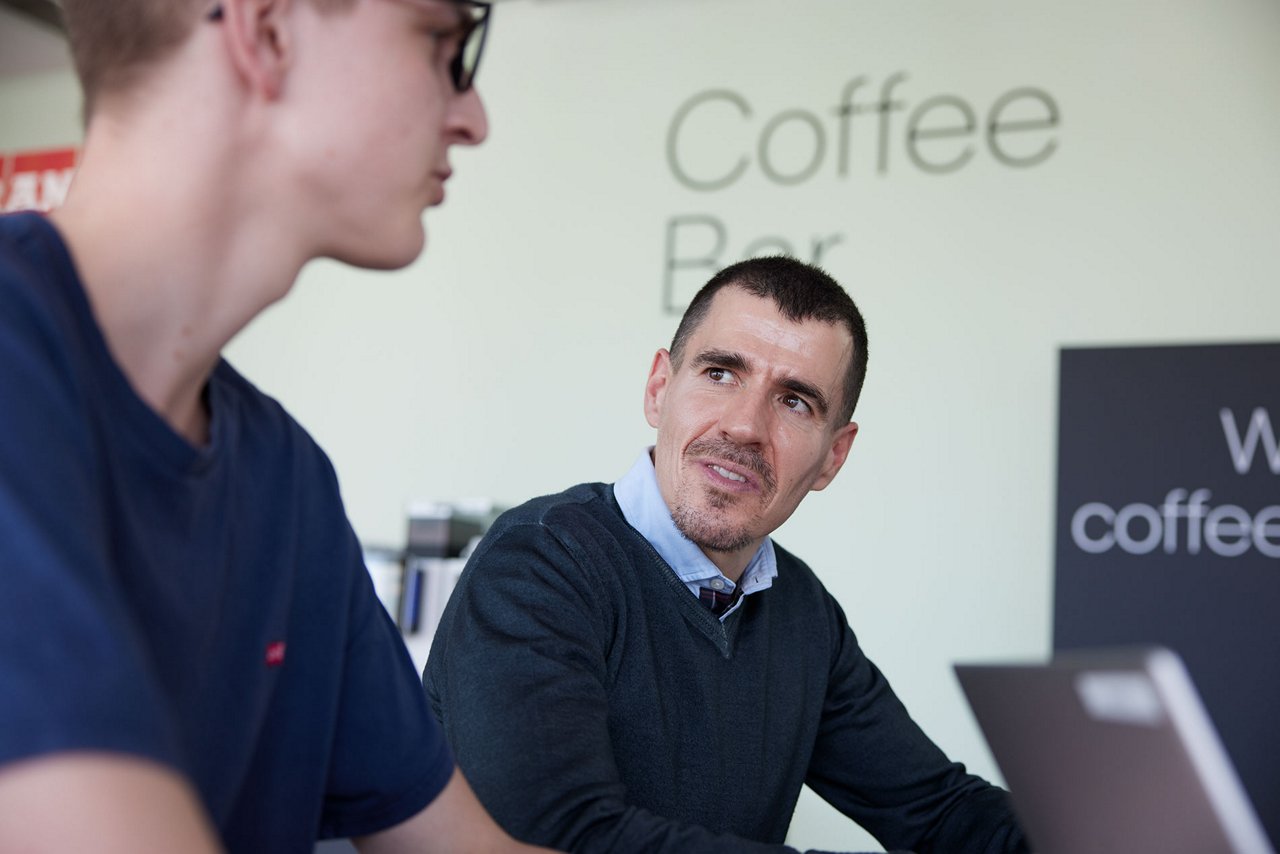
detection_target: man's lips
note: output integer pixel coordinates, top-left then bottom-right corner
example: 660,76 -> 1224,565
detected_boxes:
428,169 -> 452,205
685,438 -> 776,495
700,459 -> 758,491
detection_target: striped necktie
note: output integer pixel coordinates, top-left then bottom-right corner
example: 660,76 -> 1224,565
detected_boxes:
698,585 -> 742,617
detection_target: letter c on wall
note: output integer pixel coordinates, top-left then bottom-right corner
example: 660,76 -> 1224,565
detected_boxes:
666,90 -> 752,192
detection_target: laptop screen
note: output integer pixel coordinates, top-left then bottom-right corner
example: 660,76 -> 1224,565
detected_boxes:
955,647 -> 1273,854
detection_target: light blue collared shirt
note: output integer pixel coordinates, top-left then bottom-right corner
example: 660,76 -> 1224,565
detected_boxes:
613,448 -> 776,620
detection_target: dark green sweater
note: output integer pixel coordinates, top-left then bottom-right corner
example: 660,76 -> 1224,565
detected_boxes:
426,483 -> 1025,854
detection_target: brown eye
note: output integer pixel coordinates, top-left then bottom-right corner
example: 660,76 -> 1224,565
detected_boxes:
782,394 -> 812,414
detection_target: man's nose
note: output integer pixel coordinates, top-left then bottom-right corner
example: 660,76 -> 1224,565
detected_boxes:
718,386 -> 770,446
448,85 -> 489,146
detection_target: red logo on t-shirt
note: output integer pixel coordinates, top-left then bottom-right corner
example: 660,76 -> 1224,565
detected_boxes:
265,641 -> 287,667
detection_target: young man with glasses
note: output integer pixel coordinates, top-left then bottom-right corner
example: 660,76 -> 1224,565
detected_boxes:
0,1 -> 550,852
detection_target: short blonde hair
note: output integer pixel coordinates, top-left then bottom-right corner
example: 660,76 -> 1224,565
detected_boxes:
62,0 -> 358,118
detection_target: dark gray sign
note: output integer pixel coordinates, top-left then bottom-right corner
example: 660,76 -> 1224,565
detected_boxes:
1054,342 -> 1280,844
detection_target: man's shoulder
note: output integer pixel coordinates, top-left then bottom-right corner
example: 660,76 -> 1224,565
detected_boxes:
0,213 -> 75,343
492,481 -> 620,532
211,360 -> 338,483
0,212 -> 53,265
771,540 -> 821,584
474,481 -> 647,572
767,540 -> 849,619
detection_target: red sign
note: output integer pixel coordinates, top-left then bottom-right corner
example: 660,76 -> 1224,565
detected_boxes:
1,147 -> 79,213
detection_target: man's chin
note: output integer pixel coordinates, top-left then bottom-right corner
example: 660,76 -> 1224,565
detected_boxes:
671,504 -> 756,555
331,229 -> 426,271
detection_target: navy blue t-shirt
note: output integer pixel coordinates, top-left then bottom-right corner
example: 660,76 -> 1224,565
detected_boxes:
0,212 -> 453,851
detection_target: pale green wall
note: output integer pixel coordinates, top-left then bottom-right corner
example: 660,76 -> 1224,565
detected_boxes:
0,69 -> 81,150
4,3 -> 1279,851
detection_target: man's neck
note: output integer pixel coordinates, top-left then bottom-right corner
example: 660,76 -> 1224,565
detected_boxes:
699,542 -> 758,584
49,113 -> 305,446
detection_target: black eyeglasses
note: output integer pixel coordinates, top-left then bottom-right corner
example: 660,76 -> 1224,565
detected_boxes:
205,0 -> 490,93
449,0 -> 491,93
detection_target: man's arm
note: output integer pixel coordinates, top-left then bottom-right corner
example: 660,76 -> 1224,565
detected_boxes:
354,768 -> 559,854
0,754 -> 223,854
803,593 -> 1026,854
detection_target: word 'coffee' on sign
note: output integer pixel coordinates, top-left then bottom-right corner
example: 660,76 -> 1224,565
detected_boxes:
658,72 -> 1061,312
1069,408 -> 1280,559
666,76 -> 1059,191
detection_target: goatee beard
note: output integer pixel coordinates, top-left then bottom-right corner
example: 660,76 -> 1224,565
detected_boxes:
670,501 -> 757,554
668,438 -> 776,554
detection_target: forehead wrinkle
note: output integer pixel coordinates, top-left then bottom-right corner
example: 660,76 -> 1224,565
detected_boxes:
761,318 -> 854,421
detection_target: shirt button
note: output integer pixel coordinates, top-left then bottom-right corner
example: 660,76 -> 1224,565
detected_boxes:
710,578 -> 725,591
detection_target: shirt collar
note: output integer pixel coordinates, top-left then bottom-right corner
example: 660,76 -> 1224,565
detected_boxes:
613,448 -> 776,594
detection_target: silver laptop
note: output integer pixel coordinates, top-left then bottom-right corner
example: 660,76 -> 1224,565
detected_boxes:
954,647 -> 1273,854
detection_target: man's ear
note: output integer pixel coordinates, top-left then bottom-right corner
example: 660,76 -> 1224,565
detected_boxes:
811,421 -> 858,492
219,0 -> 293,100
643,350 -> 673,429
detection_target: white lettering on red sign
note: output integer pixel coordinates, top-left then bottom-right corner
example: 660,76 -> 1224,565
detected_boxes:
0,148 -> 79,213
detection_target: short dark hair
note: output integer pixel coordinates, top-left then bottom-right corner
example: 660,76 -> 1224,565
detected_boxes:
669,256 -> 869,423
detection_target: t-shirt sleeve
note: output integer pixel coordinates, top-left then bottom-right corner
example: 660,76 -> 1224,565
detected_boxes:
0,259 -> 180,772
315,526 -> 455,839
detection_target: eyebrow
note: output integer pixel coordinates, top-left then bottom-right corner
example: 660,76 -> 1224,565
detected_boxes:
690,348 -> 749,375
689,348 -> 831,419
